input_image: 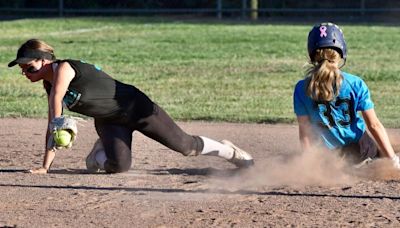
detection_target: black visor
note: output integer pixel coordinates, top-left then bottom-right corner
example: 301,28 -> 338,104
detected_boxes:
8,49 -> 55,67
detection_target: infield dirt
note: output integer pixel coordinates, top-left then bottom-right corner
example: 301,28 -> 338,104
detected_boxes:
1,118 -> 400,227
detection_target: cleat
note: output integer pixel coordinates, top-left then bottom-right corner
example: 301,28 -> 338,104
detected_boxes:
221,140 -> 254,168
86,139 -> 104,173
354,157 -> 374,169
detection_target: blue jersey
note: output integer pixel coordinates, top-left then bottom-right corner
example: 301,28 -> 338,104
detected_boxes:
293,72 -> 374,149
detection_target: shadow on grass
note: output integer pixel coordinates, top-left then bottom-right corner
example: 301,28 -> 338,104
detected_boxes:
2,15 -> 400,27
177,116 -> 295,124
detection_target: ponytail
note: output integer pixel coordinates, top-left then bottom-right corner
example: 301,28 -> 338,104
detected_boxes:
306,48 -> 342,102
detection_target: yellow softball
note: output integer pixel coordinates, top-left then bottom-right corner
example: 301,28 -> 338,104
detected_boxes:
53,129 -> 72,147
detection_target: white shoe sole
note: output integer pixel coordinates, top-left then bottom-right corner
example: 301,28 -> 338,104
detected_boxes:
86,139 -> 104,172
354,157 -> 374,169
221,140 -> 254,168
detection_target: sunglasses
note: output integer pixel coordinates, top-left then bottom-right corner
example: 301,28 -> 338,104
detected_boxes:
27,66 -> 39,73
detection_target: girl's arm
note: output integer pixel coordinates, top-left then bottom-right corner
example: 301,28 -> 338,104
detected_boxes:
29,148 -> 56,174
297,115 -> 315,152
362,109 -> 396,158
29,62 -> 75,174
29,93 -> 58,174
49,62 -> 76,120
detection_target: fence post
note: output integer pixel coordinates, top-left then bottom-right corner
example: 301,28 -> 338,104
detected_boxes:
241,0 -> 247,19
360,0 -> 365,16
59,0 -> 64,17
217,0 -> 222,19
250,0 -> 258,20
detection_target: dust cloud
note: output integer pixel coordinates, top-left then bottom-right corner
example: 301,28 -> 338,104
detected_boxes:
210,147 -> 400,190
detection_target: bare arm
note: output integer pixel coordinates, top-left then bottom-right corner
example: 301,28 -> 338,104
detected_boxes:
49,62 -> 75,120
297,115 -> 316,152
29,94 -> 57,174
29,96 -> 56,174
362,109 -> 396,159
29,62 -> 75,174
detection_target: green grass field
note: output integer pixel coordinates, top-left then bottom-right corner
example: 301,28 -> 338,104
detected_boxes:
1,18 -> 400,126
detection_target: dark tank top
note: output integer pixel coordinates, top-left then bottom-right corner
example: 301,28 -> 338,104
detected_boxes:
44,59 -> 153,119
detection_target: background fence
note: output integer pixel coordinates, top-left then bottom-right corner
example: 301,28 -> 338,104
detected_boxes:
1,0 -> 400,21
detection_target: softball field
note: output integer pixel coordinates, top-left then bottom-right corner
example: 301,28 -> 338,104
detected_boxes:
1,118 -> 400,227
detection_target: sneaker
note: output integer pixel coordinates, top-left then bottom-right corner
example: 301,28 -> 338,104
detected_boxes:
86,139 -> 104,173
354,157 -> 374,169
221,140 -> 254,168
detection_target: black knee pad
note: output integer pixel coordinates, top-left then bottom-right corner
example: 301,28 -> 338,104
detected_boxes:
104,160 -> 131,173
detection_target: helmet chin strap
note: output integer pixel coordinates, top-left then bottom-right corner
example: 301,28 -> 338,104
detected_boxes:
339,58 -> 346,69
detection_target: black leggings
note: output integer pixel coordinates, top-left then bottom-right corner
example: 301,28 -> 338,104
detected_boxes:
94,104 -> 203,173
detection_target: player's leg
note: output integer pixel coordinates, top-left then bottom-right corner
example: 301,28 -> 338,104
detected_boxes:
358,132 -> 379,159
87,120 -> 134,173
340,142 -> 362,164
136,104 -> 254,167
342,132 -> 379,168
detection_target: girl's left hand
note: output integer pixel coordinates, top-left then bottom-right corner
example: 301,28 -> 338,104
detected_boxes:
391,155 -> 400,170
28,167 -> 48,174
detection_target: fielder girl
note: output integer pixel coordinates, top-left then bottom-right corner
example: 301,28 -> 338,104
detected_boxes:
293,22 -> 400,168
8,39 -> 254,174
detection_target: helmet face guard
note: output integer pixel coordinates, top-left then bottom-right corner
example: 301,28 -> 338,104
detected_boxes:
307,22 -> 347,62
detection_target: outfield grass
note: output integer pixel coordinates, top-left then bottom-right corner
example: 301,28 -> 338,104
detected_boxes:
1,18 -> 400,126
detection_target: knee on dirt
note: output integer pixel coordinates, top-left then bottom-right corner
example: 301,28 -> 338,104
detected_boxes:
104,159 -> 132,173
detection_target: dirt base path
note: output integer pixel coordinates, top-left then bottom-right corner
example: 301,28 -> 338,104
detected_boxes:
1,118 -> 400,227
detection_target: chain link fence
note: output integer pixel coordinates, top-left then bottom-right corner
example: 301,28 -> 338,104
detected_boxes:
0,0 -> 399,22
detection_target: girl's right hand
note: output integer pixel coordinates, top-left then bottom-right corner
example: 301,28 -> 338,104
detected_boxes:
28,167 -> 48,174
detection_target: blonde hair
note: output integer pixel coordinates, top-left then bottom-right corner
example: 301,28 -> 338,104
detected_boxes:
306,48 -> 342,102
19,38 -> 56,59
